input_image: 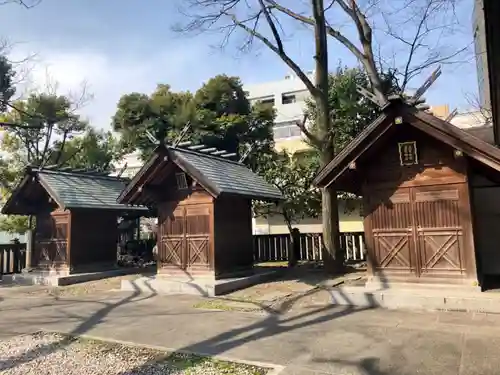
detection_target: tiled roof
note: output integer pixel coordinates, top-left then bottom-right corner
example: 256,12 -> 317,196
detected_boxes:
37,170 -> 147,212
169,147 -> 283,201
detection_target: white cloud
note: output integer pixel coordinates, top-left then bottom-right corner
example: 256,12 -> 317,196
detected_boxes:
8,42 -> 208,130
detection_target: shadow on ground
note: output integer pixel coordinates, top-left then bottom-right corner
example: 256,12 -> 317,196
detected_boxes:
0,264 -> 392,374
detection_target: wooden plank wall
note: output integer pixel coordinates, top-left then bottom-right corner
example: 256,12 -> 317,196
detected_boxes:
0,243 -> 27,275
253,232 -> 365,263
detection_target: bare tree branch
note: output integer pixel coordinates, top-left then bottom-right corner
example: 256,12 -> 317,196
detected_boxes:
295,114 -> 322,147
0,0 -> 41,8
221,8 -> 319,96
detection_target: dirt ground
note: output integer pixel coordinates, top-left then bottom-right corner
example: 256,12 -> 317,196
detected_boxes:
194,264 -> 366,313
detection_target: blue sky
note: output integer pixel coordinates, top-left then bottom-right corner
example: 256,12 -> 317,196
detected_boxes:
0,0 -> 479,129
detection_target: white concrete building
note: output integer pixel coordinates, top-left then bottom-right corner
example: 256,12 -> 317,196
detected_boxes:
245,73 -> 313,142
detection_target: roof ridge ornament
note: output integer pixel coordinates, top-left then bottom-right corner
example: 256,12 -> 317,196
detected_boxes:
356,65 -> 442,112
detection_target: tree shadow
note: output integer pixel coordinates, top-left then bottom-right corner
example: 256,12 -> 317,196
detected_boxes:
0,259 -> 390,374
311,357 -> 391,375
0,284 -> 157,372
114,282 -> 385,374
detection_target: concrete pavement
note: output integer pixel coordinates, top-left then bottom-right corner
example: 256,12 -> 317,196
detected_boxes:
2,289 -> 500,374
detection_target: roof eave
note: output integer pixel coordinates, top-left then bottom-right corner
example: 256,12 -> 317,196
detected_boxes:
65,204 -> 149,212
1,174 -> 32,215
313,113 -> 394,188
406,109 -> 500,172
37,173 -> 66,210
116,151 -> 162,204
219,191 -> 284,202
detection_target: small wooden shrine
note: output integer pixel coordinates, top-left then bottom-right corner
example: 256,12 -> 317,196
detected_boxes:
118,144 -> 283,279
2,167 -> 148,275
314,97 -> 500,289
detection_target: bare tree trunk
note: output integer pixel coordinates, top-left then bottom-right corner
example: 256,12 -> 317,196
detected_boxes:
312,0 -> 342,272
322,186 -> 342,271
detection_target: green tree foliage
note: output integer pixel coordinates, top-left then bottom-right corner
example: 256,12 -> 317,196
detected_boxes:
256,67 -> 398,237
47,128 -> 121,170
254,150 -> 321,232
305,66 -> 399,154
0,55 -> 15,110
0,93 -> 87,166
0,93 -> 119,234
112,75 -> 275,162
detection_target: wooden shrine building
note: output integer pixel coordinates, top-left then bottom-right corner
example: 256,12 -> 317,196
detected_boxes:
117,144 -> 283,279
2,167 -> 148,275
314,97 -> 500,289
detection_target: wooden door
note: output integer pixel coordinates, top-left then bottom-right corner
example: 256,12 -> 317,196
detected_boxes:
413,184 -> 466,277
367,188 -> 418,276
185,205 -> 211,270
159,204 -> 211,271
35,212 -> 68,267
159,206 -> 185,269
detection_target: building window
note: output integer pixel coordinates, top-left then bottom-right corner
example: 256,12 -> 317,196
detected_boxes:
260,97 -> 275,107
398,141 -> 418,166
175,172 -> 188,190
282,93 -> 296,104
273,121 -> 302,140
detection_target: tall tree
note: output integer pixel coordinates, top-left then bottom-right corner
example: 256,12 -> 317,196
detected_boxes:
174,0 -> 462,271
176,0 -> 344,270
112,75 -> 275,163
256,66 -> 396,263
0,93 -> 107,234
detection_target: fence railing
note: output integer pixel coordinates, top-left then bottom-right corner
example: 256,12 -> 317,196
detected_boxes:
253,232 -> 365,263
0,243 -> 27,276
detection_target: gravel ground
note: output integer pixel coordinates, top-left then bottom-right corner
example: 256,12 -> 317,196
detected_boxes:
0,333 -> 269,375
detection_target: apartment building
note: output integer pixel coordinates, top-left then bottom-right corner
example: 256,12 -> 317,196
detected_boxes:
245,73 -> 312,154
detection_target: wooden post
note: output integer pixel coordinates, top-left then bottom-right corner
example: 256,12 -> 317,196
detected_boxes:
25,229 -> 33,270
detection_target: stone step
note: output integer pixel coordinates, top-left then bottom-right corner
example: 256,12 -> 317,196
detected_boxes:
328,285 -> 500,313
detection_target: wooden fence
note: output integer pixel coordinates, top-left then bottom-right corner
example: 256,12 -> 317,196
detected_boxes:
253,232 -> 365,263
0,243 -> 27,276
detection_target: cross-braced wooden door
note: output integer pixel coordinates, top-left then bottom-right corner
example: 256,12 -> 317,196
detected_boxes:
35,212 -> 68,267
367,184 -> 466,278
159,206 -> 185,269
185,205 -> 211,270
413,184 -> 465,277
159,204 -> 211,271
368,188 -> 418,276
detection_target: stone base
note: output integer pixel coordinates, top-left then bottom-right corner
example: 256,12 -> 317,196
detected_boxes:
121,269 -> 281,297
326,283 -> 500,313
1,266 -> 154,287
364,276 -> 482,293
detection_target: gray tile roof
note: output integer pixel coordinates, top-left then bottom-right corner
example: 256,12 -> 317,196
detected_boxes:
38,170 -> 147,212
170,147 -> 283,201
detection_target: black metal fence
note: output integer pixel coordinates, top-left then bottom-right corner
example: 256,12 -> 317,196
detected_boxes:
253,232 -> 365,263
0,243 -> 27,276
